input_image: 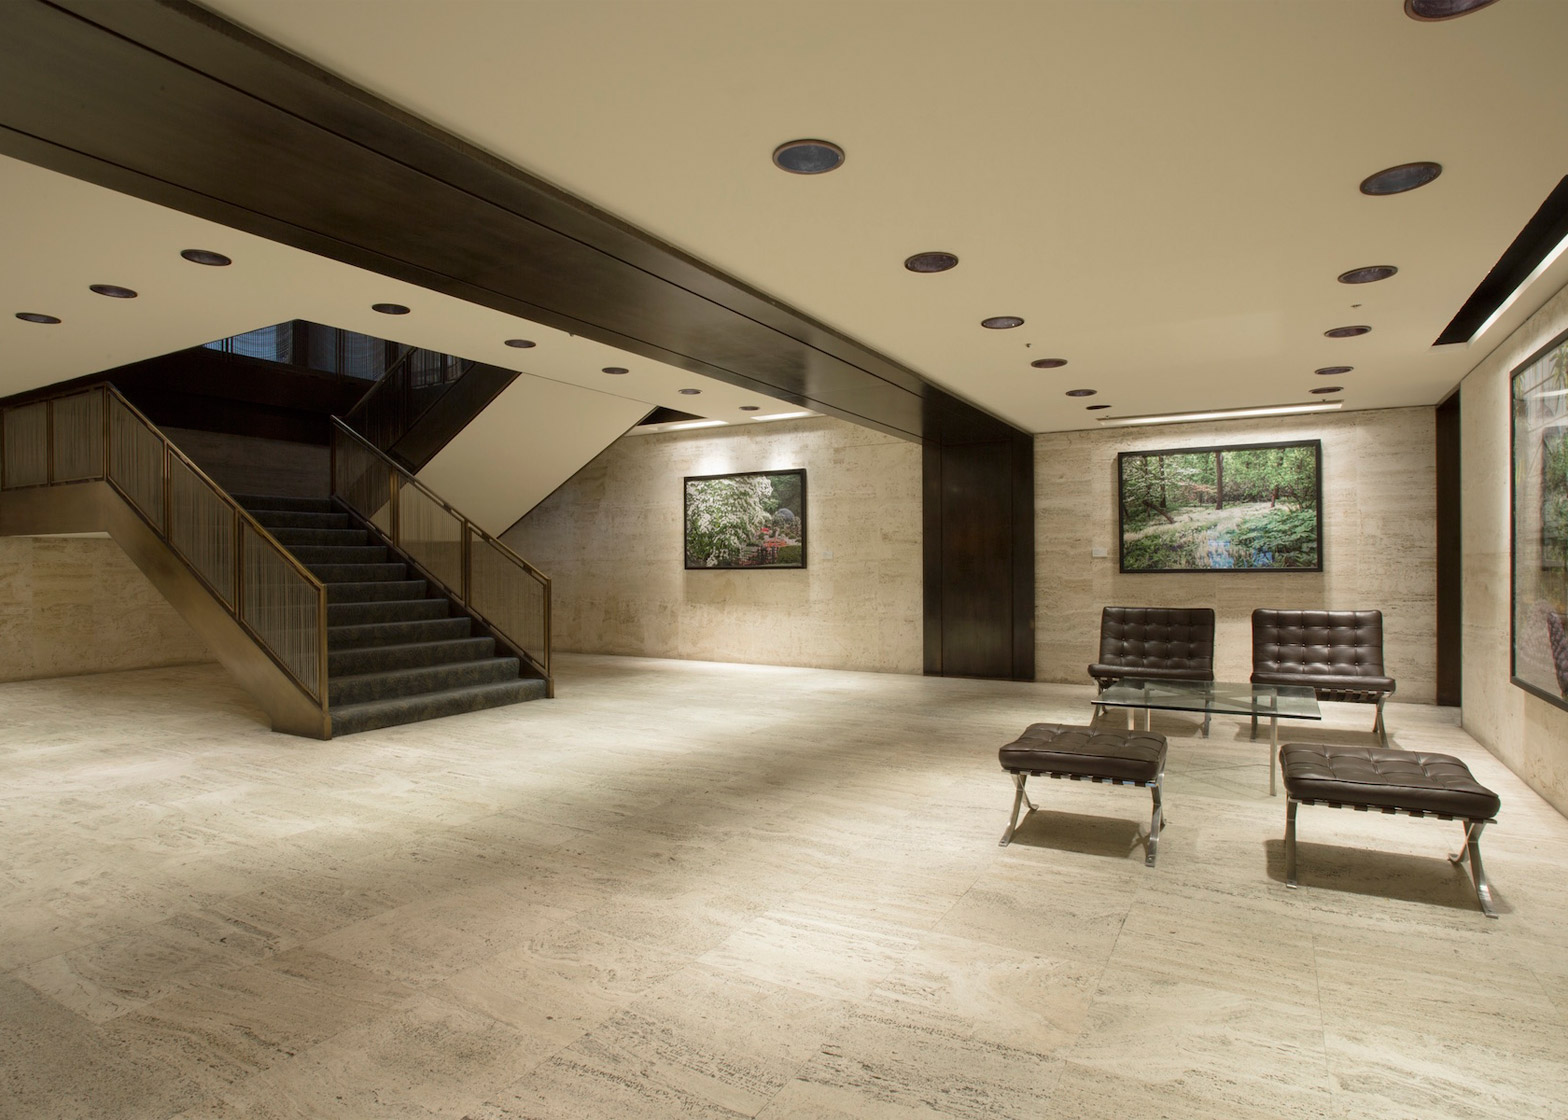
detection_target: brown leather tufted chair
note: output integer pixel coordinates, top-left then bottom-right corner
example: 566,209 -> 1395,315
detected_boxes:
1251,608 -> 1396,745
1089,607 -> 1216,735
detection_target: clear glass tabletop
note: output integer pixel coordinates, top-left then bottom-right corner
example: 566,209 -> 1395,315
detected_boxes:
1096,678 -> 1321,721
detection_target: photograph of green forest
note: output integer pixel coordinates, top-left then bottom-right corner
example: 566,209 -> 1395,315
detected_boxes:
684,469 -> 806,569
1118,441 -> 1322,572
1511,331 -> 1568,708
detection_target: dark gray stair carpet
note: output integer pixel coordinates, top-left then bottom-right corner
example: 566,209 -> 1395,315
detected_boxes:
237,493 -> 546,736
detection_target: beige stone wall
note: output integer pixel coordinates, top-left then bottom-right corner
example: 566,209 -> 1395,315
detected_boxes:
1460,278 -> 1568,817
0,534 -> 213,681
1035,408 -> 1438,700
504,417 -> 923,673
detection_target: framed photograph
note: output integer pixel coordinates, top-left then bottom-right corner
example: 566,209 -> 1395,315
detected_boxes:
1511,328 -> 1568,711
684,469 -> 806,569
1117,440 -> 1323,573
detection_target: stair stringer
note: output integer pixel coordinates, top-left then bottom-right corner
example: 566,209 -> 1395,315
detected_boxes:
0,481 -> 332,739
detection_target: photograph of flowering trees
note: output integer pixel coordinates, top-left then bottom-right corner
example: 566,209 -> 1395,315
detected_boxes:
1118,441 -> 1322,572
684,469 -> 806,569
1512,331 -> 1568,708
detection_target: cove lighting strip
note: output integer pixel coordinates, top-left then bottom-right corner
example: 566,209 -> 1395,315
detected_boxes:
1470,228 -> 1568,342
1095,402 -> 1343,427
750,411 -> 815,422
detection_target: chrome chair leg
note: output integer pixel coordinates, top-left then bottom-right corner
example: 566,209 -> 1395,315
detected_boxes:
1146,773 -> 1165,867
1284,798 -> 1299,887
1374,695 -> 1389,747
1449,819 -> 1498,919
999,772 -> 1036,847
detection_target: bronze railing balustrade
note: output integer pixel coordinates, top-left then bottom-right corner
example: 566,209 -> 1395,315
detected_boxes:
330,419 -> 551,684
0,384 -> 329,715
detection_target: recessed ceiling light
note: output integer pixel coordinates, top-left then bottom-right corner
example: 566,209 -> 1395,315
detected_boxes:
1310,386 -> 1343,394
739,405 -> 760,411
1065,388 -> 1097,397
602,366 -> 628,375
1097,402 -> 1343,427
1315,365 -> 1354,376
180,249 -> 232,266
372,303 -> 410,315
678,388 -> 702,395
1405,0 -> 1501,21
1086,404 -> 1111,411
1360,162 -> 1442,196
504,338 -> 536,348
904,252 -> 959,273
772,140 -> 844,175
15,312 -> 60,324
1030,358 -> 1068,369
88,284 -> 138,299
1324,325 -> 1371,338
982,316 -> 1025,330
1338,266 -> 1398,285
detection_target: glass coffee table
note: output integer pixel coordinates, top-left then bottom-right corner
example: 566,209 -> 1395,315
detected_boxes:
1094,679 -> 1321,795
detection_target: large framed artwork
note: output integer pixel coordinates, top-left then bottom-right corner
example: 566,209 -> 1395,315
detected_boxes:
684,469 -> 806,569
1511,328 -> 1568,711
1117,440 -> 1323,573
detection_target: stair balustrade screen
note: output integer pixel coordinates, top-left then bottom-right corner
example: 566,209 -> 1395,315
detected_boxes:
0,384 -> 329,709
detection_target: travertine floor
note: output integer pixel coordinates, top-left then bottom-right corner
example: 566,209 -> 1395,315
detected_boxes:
3,654 -> 1566,1119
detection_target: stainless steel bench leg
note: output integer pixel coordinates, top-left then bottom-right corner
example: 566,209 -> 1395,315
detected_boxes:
999,772 -> 1036,847
1146,772 -> 1165,867
1250,710 -> 1258,741
1284,798 -> 1299,887
1373,694 -> 1389,747
1449,819 -> 1498,919
1201,711 -> 1211,738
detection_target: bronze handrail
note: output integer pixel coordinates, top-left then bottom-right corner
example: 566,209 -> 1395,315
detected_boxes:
329,417 -> 551,681
0,383 -> 330,712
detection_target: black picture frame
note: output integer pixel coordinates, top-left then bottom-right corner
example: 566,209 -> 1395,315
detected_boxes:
1509,327 -> 1568,712
1117,439 -> 1324,573
684,469 -> 807,570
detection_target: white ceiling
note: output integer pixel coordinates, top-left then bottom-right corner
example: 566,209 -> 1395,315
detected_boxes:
9,1 -> 1568,436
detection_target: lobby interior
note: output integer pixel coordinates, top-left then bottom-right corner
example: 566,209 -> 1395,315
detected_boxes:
4,2 -> 1568,1118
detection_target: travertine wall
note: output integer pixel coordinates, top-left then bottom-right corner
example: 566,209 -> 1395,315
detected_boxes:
1035,408 -> 1438,700
1460,278 -> 1568,817
0,534 -> 213,681
504,417 -> 923,673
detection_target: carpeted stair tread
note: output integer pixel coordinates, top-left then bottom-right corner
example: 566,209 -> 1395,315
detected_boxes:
329,656 -> 522,706
328,598 -> 449,627
329,616 -> 472,649
307,561 -> 410,582
328,636 -> 496,677
290,544 -> 390,565
325,579 -> 429,604
248,509 -> 357,530
232,494 -> 337,513
265,525 -> 373,547
329,678 -> 548,737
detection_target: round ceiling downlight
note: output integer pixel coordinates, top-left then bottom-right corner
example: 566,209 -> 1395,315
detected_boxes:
1405,0 -> 1501,20
89,284 -> 138,299
15,312 -> 61,324
1310,386 -> 1343,395
180,249 -> 232,266
1086,404 -> 1111,411
1338,266 -> 1398,285
740,405 -> 760,411
602,367 -> 629,375
1324,325 -> 1371,338
981,316 -> 1025,330
1359,162 -> 1442,196
371,303 -> 410,315
504,338 -> 536,349
904,252 -> 959,273
1065,388 -> 1097,397
1030,358 -> 1067,369
772,140 -> 844,175
1315,365 -> 1354,376
678,388 -> 702,395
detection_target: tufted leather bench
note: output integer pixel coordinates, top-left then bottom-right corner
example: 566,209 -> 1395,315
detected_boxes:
998,723 -> 1168,865
1280,743 -> 1501,917
1252,609 -> 1395,745
1089,606 -> 1216,735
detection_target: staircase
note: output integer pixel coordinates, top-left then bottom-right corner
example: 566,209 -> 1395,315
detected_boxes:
238,494 -> 547,735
